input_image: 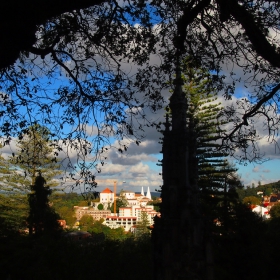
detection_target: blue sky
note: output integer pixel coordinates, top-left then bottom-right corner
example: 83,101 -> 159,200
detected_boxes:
236,159 -> 280,188
1,4 -> 280,194
3,54 -> 280,194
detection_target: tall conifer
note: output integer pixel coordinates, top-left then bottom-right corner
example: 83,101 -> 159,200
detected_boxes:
182,57 -> 243,231
10,124 -> 62,189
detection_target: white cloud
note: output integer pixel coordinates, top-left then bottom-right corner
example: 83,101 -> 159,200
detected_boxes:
252,166 -> 260,173
263,169 -> 270,173
107,149 -> 157,166
252,165 -> 271,174
0,137 -> 18,159
94,162 -> 162,193
129,162 -> 149,174
97,164 -> 126,176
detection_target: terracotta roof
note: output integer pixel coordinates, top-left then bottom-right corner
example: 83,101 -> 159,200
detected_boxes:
106,216 -> 136,220
101,188 -> 113,193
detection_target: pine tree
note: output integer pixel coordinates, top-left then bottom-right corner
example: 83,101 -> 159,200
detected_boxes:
136,211 -> 150,237
0,125 -> 62,234
181,57 -> 243,231
27,175 -> 60,236
10,124 -> 62,189
0,146 -> 29,234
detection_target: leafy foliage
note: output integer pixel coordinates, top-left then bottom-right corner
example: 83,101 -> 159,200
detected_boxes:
97,203 -> 104,210
0,1 -> 279,185
242,195 -> 261,206
269,203 -> 280,219
135,211 -> 151,237
50,192 -> 90,226
0,193 -> 29,236
27,175 -> 60,236
177,58 -> 243,232
0,234 -> 153,280
79,216 -> 128,240
79,214 -> 94,231
236,180 -> 280,203
10,124 -> 62,188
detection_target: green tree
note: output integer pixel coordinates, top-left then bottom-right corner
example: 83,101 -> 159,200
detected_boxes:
0,193 -> 29,235
242,196 -> 261,206
1,1 -> 279,179
0,147 -> 29,234
236,186 -> 260,202
264,187 -> 273,196
0,145 -> 30,194
106,226 -> 127,240
78,200 -> 89,207
160,58 -> 244,236
10,124 -> 62,190
180,58 -> 243,231
0,125 -> 63,234
136,211 -> 151,237
28,175 -> 60,236
1,3 -> 280,279
50,192 -> 86,227
55,206 -> 76,226
79,214 -> 94,231
269,204 -> 280,219
97,203 -> 104,210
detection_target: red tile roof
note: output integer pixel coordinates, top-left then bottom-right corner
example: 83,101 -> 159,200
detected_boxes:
101,188 -> 113,193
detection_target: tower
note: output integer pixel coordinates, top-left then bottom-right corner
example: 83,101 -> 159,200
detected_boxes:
152,56 -> 206,279
146,186 -> 152,200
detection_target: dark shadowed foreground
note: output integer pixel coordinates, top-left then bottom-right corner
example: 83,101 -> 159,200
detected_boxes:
1,208 -> 280,280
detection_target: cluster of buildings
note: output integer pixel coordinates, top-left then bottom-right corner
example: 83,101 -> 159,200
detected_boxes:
74,186 -> 160,232
251,194 -> 280,219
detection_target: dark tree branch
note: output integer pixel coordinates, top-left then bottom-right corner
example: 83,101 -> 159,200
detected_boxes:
175,0 -> 211,51
227,83 -> 280,141
0,0 -> 107,69
29,36 -> 60,59
226,0 -> 280,68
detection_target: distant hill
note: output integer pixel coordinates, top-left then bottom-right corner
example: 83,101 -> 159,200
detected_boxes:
237,180 -> 280,201
260,180 -> 280,190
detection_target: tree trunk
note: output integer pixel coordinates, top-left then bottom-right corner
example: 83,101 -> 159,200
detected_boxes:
152,65 -> 212,280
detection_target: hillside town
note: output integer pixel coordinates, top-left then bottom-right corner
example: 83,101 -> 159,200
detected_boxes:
250,193 -> 280,219
74,187 -> 161,233
70,186 -> 280,233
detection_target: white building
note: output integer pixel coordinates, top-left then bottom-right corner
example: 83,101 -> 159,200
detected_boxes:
74,187 -> 159,232
74,206 -> 111,221
100,187 -> 114,203
122,190 -> 135,199
105,216 -> 137,232
252,205 -> 270,219
105,204 -> 159,232
104,188 -> 159,232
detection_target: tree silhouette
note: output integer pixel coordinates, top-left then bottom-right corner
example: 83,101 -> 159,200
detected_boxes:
0,1 -> 279,174
28,175 -> 60,236
1,2 -> 280,278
